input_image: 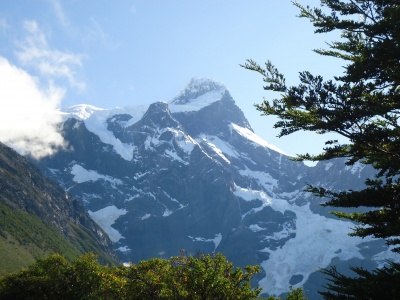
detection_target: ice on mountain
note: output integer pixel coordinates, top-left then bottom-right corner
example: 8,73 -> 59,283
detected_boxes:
204,141 -> 230,164
162,209 -> 173,217
140,213 -> 151,220
170,78 -> 228,112
165,149 -> 188,165
372,246 -> 400,268
88,205 -> 127,243
171,77 -> 227,104
125,194 -> 140,202
234,185 -> 271,204
61,104 -> 104,120
249,224 -> 266,232
230,123 -> 289,156
258,202 -> 369,296
324,162 -> 334,171
345,161 -> 366,176
170,128 -> 197,154
62,105 -> 148,161
84,109 -> 136,161
238,168 -> 278,194
71,164 -> 122,186
117,246 -> 131,253
133,171 -> 151,180
197,135 -> 239,164
170,89 -> 226,113
188,233 -> 222,251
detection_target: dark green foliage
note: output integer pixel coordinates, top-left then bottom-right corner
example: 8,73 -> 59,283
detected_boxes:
242,0 -> 400,298
266,287 -> 308,300
320,261 -> 400,299
122,251 -> 262,299
0,252 -> 282,300
0,253 -> 124,300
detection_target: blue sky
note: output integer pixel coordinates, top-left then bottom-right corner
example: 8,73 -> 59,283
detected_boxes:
0,0 -> 347,157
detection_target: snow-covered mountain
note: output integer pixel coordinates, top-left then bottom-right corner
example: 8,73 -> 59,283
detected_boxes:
37,78 -> 395,299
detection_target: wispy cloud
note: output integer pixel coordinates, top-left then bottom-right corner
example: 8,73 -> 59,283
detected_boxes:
0,17 -> 9,35
84,17 -> 121,50
15,20 -> 86,91
0,57 -> 66,159
130,4 -> 137,14
47,0 -> 70,29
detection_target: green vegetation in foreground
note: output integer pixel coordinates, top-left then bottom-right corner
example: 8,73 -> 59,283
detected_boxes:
0,252 -> 307,299
0,202 -> 83,275
0,201 -> 117,275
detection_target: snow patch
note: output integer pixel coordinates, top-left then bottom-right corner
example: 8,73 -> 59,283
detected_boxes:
203,140 -> 230,164
117,246 -> 131,253
230,123 -> 289,156
170,89 -> 226,113
165,149 -> 188,165
249,224 -> 266,232
198,135 -> 239,159
188,233 -> 222,251
345,161 -> 366,176
162,209 -> 173,217
258,202 -> 369,296
234,185 -> 270,204
88,205 -> 127,243
324,162 -> 334,171
239,167 -> 278,193
141,213 -> 151,220
61,104 -> 104,120
71,164 -> 122,185
62,105 -> 148,161
372,246 -> 400,268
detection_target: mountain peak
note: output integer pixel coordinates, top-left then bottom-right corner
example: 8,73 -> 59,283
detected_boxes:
61,104 -> 104,121
171,77 -> 227,106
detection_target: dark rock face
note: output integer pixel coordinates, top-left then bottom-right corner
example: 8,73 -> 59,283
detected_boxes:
0,142 -> 117,263
36,78 -> 392,299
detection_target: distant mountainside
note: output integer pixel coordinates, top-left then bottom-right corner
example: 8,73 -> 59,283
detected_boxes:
36,78 -> 396,299
0,142 -> 117,275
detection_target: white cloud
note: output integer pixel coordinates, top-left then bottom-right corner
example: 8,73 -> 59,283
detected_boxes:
15,20 -> 86,91
83,17 -> 121,50
47,0 -> 70,29
0,18 -> 9,35
0,57 -> 66,159
130,4 -> 137,14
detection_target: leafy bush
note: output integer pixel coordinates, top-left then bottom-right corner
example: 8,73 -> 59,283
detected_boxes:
0,251 -> 307,299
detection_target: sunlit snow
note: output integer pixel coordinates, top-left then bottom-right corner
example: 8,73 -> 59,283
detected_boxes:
238,167 -> 278,194
71,164 -> 122,185
199,135 -> 239,158
170,89 -> 226,113
258,202 -> 369,296
88,205 -> 127,243
345,161 -> 366,176
117,246 -> 131,253
230,123 -> 289,156
61,104 -> 104,120
140,213 -> 151,220
188,233 -> 222,251
62,105 -> 149,161
233,183 -> 386,296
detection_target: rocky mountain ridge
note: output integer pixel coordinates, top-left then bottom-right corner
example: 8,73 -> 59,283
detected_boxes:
36,78 -> 395,299
0,142 -> 117,273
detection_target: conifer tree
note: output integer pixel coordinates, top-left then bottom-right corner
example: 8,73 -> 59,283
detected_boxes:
242,0 -> 400,298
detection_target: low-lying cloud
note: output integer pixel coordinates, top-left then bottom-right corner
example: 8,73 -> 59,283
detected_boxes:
0,57 -> 66,159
